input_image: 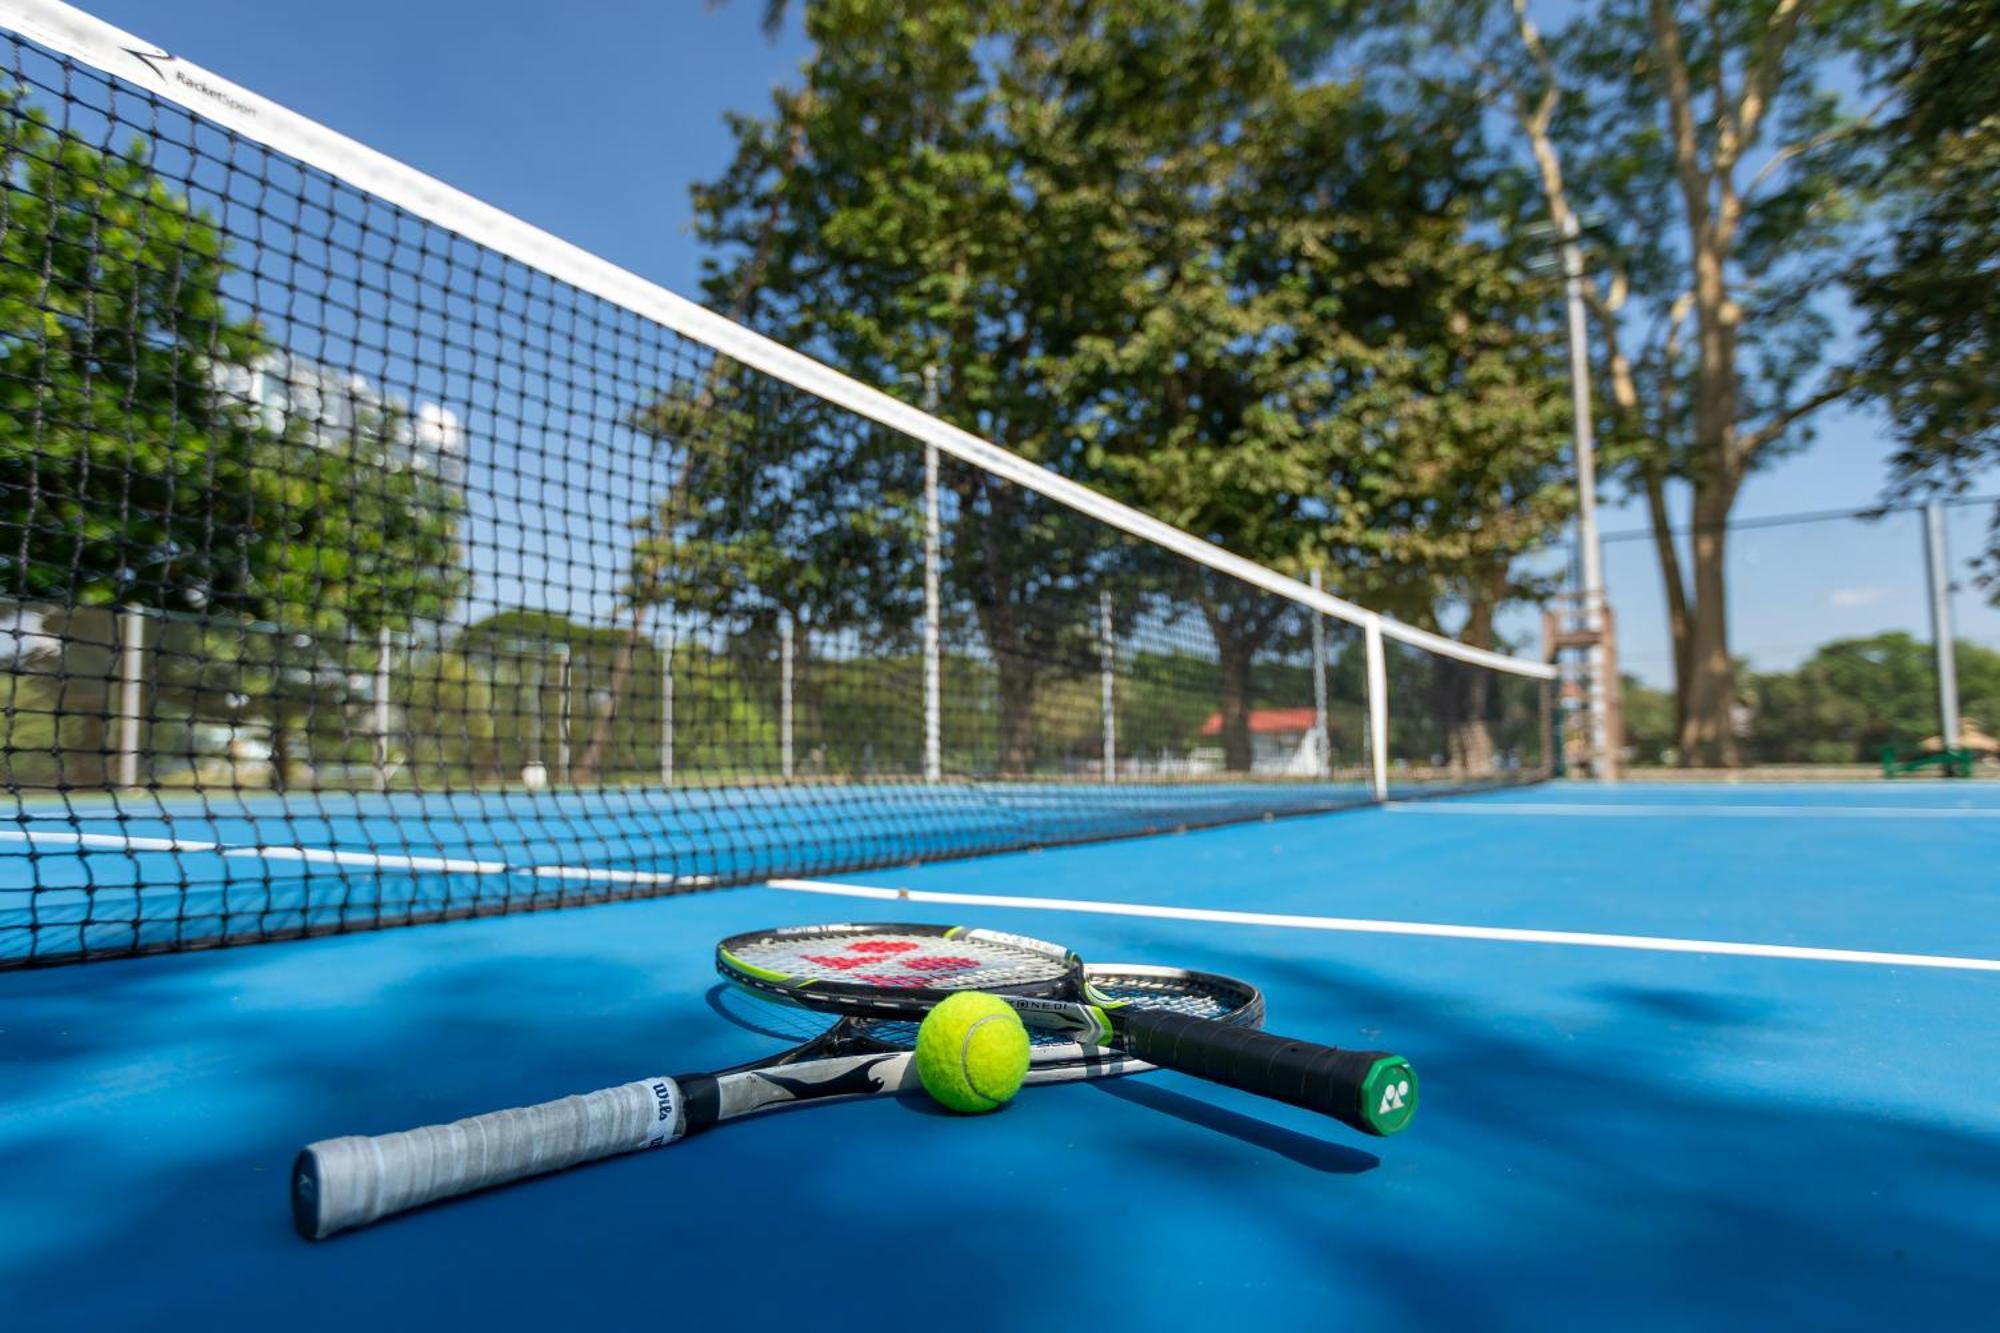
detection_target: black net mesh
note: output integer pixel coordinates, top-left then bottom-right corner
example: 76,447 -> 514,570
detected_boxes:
0,23 -> 1548,966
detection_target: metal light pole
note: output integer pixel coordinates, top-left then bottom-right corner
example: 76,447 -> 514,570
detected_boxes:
1558,210 -> 1613,780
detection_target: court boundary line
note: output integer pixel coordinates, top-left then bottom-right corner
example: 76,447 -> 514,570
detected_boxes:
765,878 -> 2000,973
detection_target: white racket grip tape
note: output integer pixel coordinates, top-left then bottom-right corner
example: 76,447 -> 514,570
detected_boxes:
293,1076 -> 685,1239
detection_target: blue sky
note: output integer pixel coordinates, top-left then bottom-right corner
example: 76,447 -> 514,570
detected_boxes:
68,0 -> 1996,680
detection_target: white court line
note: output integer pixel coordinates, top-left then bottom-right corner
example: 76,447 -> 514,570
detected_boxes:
765,877 -> 2000,973
1387,801 -> 2000,819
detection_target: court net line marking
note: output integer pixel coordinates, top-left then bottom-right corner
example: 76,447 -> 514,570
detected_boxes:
766,877 -> 2000,973
0,830 -> 712,887
1386,802 -> 2000,819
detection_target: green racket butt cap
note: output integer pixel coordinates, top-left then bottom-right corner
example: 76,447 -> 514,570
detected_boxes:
1359,1056 -> 1419,1135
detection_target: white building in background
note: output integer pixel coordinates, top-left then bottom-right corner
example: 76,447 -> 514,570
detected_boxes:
216,350 -> 466,487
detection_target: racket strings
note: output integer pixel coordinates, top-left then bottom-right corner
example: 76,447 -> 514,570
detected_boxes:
714,965 -> 1257,1053
731,930 -> 1067,991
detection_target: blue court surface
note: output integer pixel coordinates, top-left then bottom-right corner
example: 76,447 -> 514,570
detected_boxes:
3,781 -> 1996,1330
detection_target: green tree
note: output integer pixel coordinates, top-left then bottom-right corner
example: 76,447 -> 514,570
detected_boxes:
248,396 -> 467,787
661,1 -> 1119,776
0,89 -> 271,613
1848,0 -> 1999,560
1617,672 -> 1678,765
673,0 -> 1569,777
1378,0 -> 1893,765
397,610 -> 690,787
1744,631 -> 2000,762
1025,2 -> 1570,766
0,87 -> 466,788
625,371 -> 928,774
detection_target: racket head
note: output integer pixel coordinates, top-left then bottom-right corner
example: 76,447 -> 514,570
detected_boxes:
710,961 -> 1266,1082
716,922 -> 1085,1021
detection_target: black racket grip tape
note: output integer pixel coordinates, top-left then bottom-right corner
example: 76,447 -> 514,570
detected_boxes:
1111,1008 -> 1417,1135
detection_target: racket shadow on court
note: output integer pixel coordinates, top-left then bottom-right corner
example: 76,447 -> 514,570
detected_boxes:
707,984 -> 1380,1174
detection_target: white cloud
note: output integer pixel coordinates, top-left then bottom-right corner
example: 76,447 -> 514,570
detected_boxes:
1829,586 -> 1887,608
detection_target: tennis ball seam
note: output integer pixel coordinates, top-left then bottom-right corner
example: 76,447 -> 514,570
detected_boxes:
959,1014 -> 1008,1109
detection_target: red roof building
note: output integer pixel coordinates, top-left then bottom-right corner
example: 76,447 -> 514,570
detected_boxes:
1196,707 -> 1320,737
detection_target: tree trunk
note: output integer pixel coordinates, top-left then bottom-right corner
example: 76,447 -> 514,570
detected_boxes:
269,707 -> 293,792
967,543 -> 1039,776
962,479 -> 1042,777
573,608 -> 648,785
1193,584 -> 1273,776
1448,569 -> 1505,773
1214,631 -> 1254,773
1641,467 -> 1692,738
1444,661 -> 1493,774
995,649 -> 1038,776
1677,478 -> 1741,766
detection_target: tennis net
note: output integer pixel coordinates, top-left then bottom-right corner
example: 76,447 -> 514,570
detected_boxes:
0,1 -> 1553,966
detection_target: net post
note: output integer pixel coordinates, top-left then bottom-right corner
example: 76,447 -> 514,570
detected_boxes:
660,625 -> 675,786
1923,500 -> 1961,758
373,625 -> 392,793
116,604 -> 143,789
1099,589 -> 1115,783
779,611 -> 795,781
922,365 -> 942,783
1309,569 -> 1329,777
1364,615 -> 1388,802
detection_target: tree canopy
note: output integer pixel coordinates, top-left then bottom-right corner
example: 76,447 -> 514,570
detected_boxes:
655,0 -> 1573,772
1357,0 -> 1897,765
1848,0 -> 1999,568
0,86 -> 466,786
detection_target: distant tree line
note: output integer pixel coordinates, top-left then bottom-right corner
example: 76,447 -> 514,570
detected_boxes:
1621,632 -> 2000,767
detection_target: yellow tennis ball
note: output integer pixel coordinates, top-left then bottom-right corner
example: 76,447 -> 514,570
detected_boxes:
914,991 -> 1031,1114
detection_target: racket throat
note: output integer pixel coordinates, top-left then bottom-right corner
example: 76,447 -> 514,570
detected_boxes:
1008,995 -> 1117,1046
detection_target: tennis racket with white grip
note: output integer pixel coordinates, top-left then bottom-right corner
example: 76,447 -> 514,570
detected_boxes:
293,962 -> 1260,1239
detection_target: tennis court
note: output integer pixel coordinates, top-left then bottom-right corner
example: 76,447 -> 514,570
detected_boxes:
5,782 -> 1995,1330
0,2 -> 1995,1327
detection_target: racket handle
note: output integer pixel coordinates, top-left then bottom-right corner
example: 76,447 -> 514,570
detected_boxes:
1110,1009 -> 1418,1136
293,1077 -> 685,1239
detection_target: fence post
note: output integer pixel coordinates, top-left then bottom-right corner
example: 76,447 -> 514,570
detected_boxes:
922,369 -> 943,783
1309,569 -> 1330,776
1923,500 -> 1961,754
660,626 -> 675,786
556,644 -> 573,786
1364,615 -> 1388,802
373,625 -> 392,792
1099,590 -> 1116,782
779,612 -> 794,781
117,605 -> 144,789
